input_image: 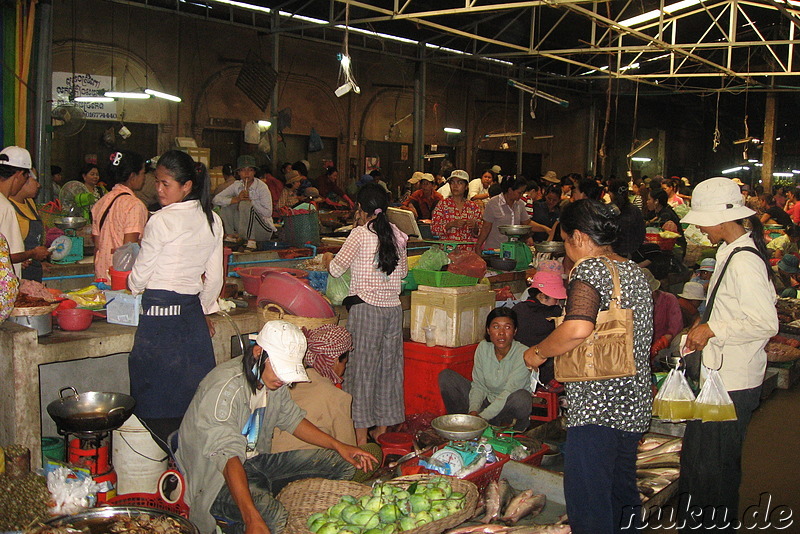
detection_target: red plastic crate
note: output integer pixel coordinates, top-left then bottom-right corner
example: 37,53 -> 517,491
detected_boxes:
107,492 -> 190,518
515,443 -> 550,466
403,340 -> 476,416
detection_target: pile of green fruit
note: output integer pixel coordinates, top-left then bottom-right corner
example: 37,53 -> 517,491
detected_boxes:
307,476 -> 466,534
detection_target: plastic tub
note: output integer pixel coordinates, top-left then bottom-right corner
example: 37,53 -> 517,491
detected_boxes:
108,268 -> 131,290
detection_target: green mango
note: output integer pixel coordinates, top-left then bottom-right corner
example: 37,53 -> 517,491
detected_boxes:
340,528 -> 361,534
316,523 -> 340,534
307,512 -> 325,525
360,495 -> 372,508
409,494 -> 430,513
450,492 -> 464,501
342,504 -> 363,524
372,484 -> 391,498
342,495 -> 358,504
445,498 -> 462,512
435,480 -> 452,497
308,518 -> 327,532
328,502 -> 349,517
415,511 -> 433,526
427,487 -> 447,501
398,516 -> 417,531
430,505 -> 448,521
353,511 -> 380,528
381,524 -> 397,534
393,490 -> 410,500
378,503 -> 399,524
364,529 -> 383,534
364,496 -> 383,513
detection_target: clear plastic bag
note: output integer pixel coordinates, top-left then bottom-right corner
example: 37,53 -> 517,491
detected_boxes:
653,367 -> 697,422
693,368 -> 737,422
112,242 -> 140,271
415,246 -> 449,271
326,269 -> 351,306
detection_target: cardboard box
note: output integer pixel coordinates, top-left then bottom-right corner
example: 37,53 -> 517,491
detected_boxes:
410,286 -> 495,347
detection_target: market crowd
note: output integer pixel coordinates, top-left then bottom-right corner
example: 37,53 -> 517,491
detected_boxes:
0,145 -> 784,534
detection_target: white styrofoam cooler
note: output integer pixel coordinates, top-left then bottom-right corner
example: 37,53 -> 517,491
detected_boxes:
410,285 -> 496,348
104,290 -> 142,326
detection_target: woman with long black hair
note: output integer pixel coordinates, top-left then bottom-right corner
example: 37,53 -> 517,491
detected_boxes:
128,150 -> 224,448
323,183 -> 408,445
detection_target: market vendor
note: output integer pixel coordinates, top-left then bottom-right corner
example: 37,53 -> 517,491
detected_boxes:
645,189 -> 686,250
643,268 -> 683,361
430,170 -> 482,245
177,320 -> 376,534
10,168 -> 46,281
213,155 -> 276,241
438,307 -> 532,432
402,172 -> 442,220
271,324 -> 357,453
473,177 -> 551,251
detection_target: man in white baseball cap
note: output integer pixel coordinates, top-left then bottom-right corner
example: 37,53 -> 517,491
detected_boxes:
0,146 -> 49,277
177,320 -> 376,534
677,176 -> 778,531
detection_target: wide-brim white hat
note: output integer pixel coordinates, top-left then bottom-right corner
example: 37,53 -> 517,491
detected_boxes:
678,281 -> 706,301
680,177 -> 754,227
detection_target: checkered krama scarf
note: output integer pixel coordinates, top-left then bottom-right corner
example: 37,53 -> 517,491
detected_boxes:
303,324 -> 353,384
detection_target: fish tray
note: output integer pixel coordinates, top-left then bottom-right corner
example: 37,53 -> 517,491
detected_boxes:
277,475 -> 478,534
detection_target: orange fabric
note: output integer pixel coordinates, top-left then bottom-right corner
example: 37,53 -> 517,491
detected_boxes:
91,185 -> 148,281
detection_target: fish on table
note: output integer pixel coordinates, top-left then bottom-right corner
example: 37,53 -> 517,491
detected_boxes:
500,490 -> 547,524
482,479 -> 513,524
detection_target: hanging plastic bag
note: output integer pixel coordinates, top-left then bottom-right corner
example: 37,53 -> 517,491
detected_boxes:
326,269 -> 351,306
308,127 -> 324,152
693,368 -> 737,422
112,242 -> 140,271
653,367 -> 696,422
415,246 -> 449,271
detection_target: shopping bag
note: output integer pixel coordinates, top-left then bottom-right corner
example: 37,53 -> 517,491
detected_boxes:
326,269 -> 351,306
415,246 -> 449,271
112,243 -> 140,271
653,368 -> 696,422
692,368 -> 737,422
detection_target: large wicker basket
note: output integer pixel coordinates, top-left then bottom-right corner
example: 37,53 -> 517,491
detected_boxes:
259,303 -> 338,330
278,475 -> 478,534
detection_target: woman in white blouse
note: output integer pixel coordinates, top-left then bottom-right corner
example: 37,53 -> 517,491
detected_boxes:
128,150 -> 224,450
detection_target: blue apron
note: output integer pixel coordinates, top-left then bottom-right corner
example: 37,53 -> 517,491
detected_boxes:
128,289 -> 215,419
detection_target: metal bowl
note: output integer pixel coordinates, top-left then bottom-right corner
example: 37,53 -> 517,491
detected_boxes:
431,414 -> 488,441
54,216 -> 88,230
44,506 -> 199,534
46,387 -> 135,433
534,241 -> 566,254
498,225 -> 531,236
489,257 -> 518,271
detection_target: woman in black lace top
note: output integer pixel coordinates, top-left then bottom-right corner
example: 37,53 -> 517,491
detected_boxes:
523,199 -> 653,534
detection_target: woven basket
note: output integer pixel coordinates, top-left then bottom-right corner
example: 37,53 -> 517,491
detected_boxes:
11,302 -> 59,316
259,303 -> 338,330
278,474 -> 478,534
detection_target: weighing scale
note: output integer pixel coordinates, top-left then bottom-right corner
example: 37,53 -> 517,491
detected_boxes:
51,216 -> 87,264
498,225 -> 533,270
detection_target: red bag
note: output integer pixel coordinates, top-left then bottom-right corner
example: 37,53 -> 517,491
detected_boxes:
447,250 -> 487,279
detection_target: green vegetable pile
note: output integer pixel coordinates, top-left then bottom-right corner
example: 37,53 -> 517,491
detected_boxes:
307,476 -> 465,534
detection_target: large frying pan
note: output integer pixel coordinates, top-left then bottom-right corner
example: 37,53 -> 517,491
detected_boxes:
46,387 -> 135,433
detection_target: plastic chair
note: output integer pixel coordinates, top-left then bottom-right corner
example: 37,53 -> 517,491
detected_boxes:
530,390 -> 559,422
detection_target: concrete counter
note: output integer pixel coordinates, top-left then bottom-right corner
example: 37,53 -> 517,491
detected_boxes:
0,307 -> 264,468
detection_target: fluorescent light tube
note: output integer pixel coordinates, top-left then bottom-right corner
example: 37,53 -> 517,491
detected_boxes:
444,128 -> 462,134
722,167 -> 743,174
257,120 -> 272,129
631,157 -> 652,162
104,91 -> 151,99
74,96 -> 115,103
145,89 -> 182,102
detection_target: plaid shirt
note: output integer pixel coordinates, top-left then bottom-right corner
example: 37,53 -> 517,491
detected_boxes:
328,223 -> 408,307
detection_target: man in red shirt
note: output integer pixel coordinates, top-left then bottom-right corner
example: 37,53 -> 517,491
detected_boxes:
401,173 -> 442,220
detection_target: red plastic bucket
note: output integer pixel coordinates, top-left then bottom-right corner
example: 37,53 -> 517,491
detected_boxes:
109,268 -> 131,290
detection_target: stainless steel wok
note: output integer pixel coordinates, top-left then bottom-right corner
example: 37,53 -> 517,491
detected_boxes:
53,216 -> 88,230
46,386 -> 135,433
431,414 -> 489,441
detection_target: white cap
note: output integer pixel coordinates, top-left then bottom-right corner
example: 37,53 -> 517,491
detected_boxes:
449,170 -> 469,183
249,320 -> 309,384
0,146 -> 32,170
420,173 -> 435,182
408,171 -> 425,184
491,165 -> 502,174
680,177 -> 755,227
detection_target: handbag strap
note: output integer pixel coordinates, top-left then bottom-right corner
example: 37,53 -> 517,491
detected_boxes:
700,246 -> 760,324
569,255 -> 623,310
98,192 -> 131,231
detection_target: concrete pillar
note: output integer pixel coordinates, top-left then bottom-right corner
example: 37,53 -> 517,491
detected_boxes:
761,91 -> 776,190
35,0 -> 54,203
271,12 -> 279,175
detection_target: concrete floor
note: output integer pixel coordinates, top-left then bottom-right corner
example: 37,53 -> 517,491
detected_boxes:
645,385 -> 800,533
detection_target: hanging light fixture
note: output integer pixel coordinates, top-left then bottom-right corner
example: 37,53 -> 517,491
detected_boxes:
104,91 -> 151,99
144,88 -> 181,102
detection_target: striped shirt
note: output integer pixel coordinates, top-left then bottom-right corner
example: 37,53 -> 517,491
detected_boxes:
328,223 -> 408,307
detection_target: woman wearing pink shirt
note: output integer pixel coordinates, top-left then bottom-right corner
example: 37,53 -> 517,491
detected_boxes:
91,150 -> 148,281
785,188 -> 800,223
323,183 -> 408,445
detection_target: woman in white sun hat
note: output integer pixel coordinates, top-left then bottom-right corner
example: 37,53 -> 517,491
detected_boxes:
677,177 -> 778,532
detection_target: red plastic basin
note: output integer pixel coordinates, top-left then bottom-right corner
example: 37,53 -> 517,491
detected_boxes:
236,266 -> 309,295
257,271 -> 335,318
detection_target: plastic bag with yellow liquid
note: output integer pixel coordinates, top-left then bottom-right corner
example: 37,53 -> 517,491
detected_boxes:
693,368 -> 737,422
653,367 -> 697,422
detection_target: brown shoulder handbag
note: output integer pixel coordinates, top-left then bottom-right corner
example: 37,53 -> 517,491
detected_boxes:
553,256 -> 636,382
